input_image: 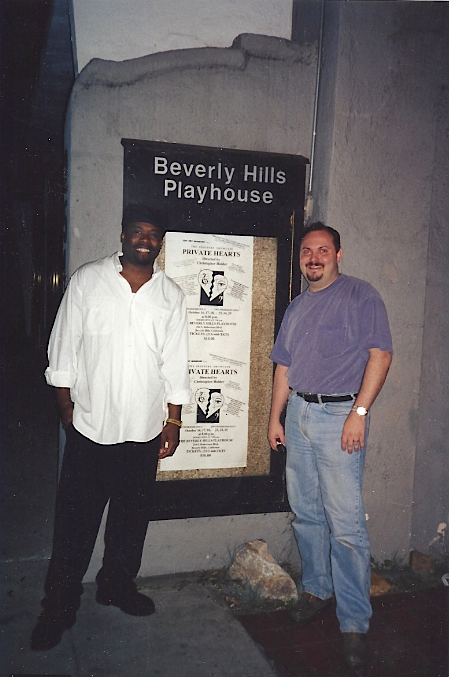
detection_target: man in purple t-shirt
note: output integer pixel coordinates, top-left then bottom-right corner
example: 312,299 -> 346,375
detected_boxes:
268,222 -> 392,669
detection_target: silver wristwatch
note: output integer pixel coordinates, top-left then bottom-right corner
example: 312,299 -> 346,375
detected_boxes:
351,405 -> 368,416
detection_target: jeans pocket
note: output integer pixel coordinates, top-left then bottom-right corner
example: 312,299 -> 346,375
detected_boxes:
323,401 -> 353,416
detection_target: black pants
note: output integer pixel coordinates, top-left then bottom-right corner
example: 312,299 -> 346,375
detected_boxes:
44,425 -> 160,607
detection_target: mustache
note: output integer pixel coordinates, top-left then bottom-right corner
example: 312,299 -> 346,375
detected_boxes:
306,262 -> 323,268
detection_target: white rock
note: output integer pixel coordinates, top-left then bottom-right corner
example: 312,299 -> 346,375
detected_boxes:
228,539 -> 298,603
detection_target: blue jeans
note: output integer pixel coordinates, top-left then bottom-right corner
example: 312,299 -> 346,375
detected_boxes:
285,392 -> 372,633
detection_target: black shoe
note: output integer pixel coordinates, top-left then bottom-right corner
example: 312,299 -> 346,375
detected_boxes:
342,632 -> 369,668
96,586 -> 155,616
290,592 -> 333,624
30,610 -> 75,651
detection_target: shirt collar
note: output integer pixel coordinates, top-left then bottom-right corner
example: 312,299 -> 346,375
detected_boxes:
113,251 -> 161,276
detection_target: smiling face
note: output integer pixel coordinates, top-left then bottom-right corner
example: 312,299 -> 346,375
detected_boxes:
299,229 -> 342,291
120,221 -> 164,268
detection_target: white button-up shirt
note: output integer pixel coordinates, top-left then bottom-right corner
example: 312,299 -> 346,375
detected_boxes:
45,252 -> 192,444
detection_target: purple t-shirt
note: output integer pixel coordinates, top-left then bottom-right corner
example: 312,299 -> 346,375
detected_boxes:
270,275 -> 393,394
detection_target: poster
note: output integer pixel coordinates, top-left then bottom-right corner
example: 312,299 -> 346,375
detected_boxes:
160,232 -> 254,471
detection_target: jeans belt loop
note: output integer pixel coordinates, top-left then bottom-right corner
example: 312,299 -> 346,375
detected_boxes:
317,394 -> 323,405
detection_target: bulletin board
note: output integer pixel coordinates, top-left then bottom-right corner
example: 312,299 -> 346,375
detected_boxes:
122,139 -> 308,518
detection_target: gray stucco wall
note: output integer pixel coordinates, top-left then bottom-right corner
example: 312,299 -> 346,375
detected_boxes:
66,35 -> 316,275
312,1 -> 449,561
411,37 -> 449,558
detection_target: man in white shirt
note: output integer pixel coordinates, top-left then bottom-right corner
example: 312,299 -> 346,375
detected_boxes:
31,204 -> 192,651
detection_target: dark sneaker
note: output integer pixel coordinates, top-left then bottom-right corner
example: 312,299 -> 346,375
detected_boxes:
30,609 -> 75,651
96,586 -> 155,616
290,592 -> 333,624
342,632 -> 369,668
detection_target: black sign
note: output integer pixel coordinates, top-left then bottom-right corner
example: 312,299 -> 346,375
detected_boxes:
122,139 -> 308,237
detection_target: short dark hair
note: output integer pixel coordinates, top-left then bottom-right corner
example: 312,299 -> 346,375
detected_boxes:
300,221 -> 341,252
122,203 -> 168,236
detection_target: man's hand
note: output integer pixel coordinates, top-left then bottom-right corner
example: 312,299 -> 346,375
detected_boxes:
56,387 -> 74,429
267,364 -> 290,451
158,422 -> 180,459
268,421 -> 286,451
340,347 -> 392,454
341,411 -> 366,454
159,404 -> 182,459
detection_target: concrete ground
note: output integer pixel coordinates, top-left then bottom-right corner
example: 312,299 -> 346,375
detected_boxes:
0,341 -> 278,677
0,562 -> 278,677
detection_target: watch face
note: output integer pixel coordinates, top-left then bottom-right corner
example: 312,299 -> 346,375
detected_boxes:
356,406 -> 368,416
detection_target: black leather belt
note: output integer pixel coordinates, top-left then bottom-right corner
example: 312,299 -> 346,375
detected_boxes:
297,392 -> 357,404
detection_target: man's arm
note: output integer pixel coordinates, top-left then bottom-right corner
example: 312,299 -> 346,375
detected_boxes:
55,387 -> 74,428
158,291 -> 191,462
45,275 -> 83,392
341,347 -> 392,454
268,364 -> 291,450
159,403 -> 182,459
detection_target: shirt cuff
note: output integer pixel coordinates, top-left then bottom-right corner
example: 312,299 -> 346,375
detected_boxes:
44,368 -> 76,388
166,389 -> 193,405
